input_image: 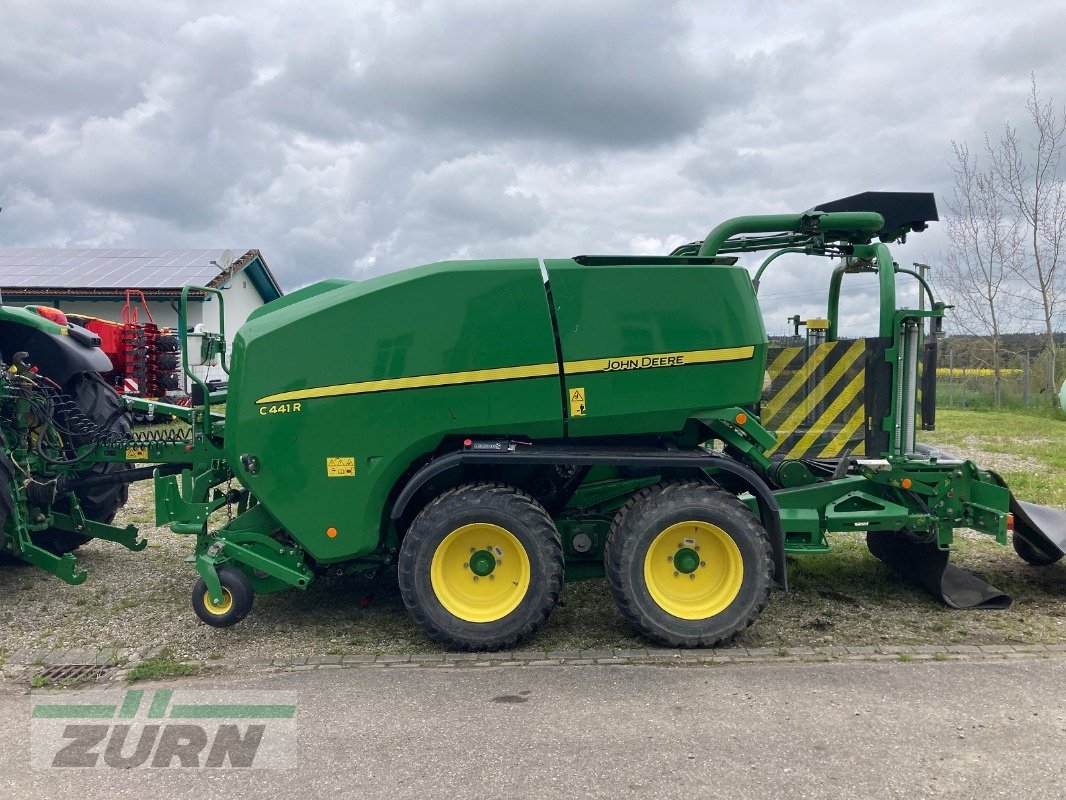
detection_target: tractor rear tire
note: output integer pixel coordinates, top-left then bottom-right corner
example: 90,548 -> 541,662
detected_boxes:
398,483 -> 564,651
191,566 -> 255,627
0,450 -> 20,565
1012,532 -> 1063,566
34,371 -> 132,555
605,481 -> 773,648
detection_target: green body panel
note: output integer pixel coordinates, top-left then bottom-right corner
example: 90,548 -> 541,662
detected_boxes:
225,260 -> 563,563
0,305 -> 67,335
546,259 -> 767,437
225,256 -> 770,565
246,279 -> 354,323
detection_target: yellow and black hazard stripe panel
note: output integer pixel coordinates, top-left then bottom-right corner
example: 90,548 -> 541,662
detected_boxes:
761,339 -> 867,460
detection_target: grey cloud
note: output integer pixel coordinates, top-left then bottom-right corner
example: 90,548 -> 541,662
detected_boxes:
0,0 -> 1064,337
258,0 -> 751,148
406,154 -> 545,236
982,7 -> 1066,76
0,2 -> 181,127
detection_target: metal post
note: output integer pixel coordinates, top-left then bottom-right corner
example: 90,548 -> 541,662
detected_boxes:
895,331 -> 906,452
949,349 -> 955,407
1048,353 -> 1055,409
913,262 -> 932,339
902,322 -> 919,455
1023,352 -> 1030,408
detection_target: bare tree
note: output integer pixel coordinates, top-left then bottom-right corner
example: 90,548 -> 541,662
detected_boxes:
942,142 -> 1022,408
988,77 -> 1066,405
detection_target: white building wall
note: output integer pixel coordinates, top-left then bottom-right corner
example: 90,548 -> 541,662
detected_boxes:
201,273 -> 265,342
190,275 -> 265,388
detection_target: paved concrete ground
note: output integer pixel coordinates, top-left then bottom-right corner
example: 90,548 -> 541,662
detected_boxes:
1,658 -> 1064,799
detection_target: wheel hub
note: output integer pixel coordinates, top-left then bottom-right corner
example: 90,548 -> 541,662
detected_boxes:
202,587 -> 234,615
469,549 -> 497,577
673,547 -> 700,574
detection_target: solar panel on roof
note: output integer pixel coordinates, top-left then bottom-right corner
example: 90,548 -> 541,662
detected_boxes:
0,248 -> 252,289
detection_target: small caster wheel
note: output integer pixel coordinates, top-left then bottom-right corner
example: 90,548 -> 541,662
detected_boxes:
192,566 -> 254,627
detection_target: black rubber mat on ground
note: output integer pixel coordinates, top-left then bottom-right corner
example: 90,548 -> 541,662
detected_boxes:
866,530 -> 1011,610
988,470 -> 1066,560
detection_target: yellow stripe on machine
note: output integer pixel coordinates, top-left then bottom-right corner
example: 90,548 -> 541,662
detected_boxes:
766,346 -> 802,380
563,345 -> 755,376
257,344 -> 756,405
257,362 -> 560,404
817,404 -> 867,459
767,341 -> 865,455
782,368 -> 866,459
761,343 -> 835,421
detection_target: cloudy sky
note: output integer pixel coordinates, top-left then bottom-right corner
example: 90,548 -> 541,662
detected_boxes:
3,0 -> 1065,335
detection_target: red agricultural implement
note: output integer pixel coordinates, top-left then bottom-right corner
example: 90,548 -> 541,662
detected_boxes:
66,290 -> 185,420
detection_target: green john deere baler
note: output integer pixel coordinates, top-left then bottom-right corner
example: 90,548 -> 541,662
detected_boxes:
2,191 -> 1064,650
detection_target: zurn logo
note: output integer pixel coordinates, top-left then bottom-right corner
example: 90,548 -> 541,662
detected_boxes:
31,690 -> 296,769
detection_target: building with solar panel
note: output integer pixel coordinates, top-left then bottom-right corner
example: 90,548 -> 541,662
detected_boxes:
0,248 -> 283,344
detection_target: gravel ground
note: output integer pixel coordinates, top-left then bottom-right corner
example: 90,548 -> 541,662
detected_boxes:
930,436 -> 1051,474
3,443 -> 1065,663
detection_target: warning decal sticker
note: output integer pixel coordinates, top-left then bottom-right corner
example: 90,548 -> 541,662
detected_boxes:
326,457 -> 356,477
569,387 -> 586,417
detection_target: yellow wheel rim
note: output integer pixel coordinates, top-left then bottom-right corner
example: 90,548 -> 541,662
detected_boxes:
430,523 -> 531,623
202,588 -> 234,616
643,520 -> 743,620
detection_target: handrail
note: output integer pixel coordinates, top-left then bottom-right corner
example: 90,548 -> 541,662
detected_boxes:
895,267 -> 937,309
179,285 -> 228,425
751,247 -> 807,294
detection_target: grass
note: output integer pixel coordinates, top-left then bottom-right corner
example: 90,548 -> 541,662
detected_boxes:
28,673 -> 99,689
125,650 -> 202,683
921,409 -> 1066,508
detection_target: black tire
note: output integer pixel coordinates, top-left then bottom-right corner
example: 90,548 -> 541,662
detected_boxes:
157,352 -> 179,371
157,335 -> 179,352
398,483 -> 564,651
191,566 -> 255,627
34,371 -> 131,555
1012,532 -> 1063,566
605,481 -> 774,648
0,450 -> 21,564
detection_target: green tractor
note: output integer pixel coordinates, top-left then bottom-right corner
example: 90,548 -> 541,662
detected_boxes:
3,192 -> 1064,650
0,305 -> 136,575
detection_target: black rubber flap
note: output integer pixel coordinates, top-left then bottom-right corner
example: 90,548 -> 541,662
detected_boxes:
867,531 -> 1011,610
920,340 -> 937,431
989,471 -> 1066,559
